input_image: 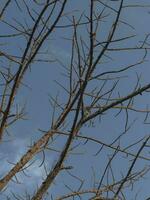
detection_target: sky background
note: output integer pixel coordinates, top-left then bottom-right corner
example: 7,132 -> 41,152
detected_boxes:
0,0 -> 150,199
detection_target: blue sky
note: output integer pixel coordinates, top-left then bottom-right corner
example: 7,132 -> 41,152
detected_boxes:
0,1 -> 150,199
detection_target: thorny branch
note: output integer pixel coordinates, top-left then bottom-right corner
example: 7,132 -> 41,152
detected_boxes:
0,0 -> 150,200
